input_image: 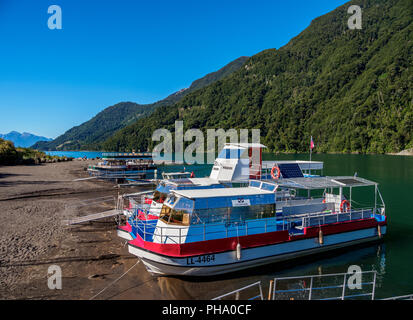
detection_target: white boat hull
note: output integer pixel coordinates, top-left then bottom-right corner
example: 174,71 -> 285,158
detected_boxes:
128,226 -> 386,276
117,228 -> 133,241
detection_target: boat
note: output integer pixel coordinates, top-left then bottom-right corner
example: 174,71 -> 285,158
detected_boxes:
117,143 -> 322,241
87,152 -> 157,181
124,156 -> 386,276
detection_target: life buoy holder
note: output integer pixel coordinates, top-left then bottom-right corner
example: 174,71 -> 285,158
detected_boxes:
271,166 -> 281,180
340,200 -> 350,212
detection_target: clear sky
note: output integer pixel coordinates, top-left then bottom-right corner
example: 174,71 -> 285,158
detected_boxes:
0,0 -> 349,138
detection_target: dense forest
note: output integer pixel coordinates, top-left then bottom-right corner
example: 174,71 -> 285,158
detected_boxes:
102,0 -> 413,154
33,57 -> 248,151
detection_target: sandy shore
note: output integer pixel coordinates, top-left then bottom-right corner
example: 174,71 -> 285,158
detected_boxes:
0,160 -> 243,300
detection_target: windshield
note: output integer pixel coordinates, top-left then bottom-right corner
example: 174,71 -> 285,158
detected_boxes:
159,197 -> 194,226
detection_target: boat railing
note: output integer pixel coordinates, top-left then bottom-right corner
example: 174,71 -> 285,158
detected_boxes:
132,206 -> 384,244
301,208 -> 377,228
271,271 -> 377,300
212,271 -> 377,300
212,281 -> 264,300
381,294 -> 413,300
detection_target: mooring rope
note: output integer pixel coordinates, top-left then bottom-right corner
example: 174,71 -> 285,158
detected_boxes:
89,259 -> 140,300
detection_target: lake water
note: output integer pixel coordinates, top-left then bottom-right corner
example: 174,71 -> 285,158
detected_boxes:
46,151 -> 413,298
45,151 -> 103,159
257,153 -> 413,299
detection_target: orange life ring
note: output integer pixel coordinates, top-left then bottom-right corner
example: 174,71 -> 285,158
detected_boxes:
340,200 -> 350,212
322,199 -> 326,203
271,166 -> 281,180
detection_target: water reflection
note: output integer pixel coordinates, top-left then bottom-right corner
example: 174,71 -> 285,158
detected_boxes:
153,243 -> 386,300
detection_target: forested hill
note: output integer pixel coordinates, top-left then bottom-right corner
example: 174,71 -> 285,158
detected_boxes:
33,56 -> 248,151
32,102 -> 149,151
102,0 -> 413,154
150,56 -> 249,109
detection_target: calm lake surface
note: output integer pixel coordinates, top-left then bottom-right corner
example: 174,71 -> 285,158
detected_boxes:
45,151 -> 103,158
47,151 -> 413,298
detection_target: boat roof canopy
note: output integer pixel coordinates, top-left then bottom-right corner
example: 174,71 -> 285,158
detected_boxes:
262,160 -> 324,171
170,187 -> 276,209
156,177 -> 224,194
274,176 -> 377,190
165,177 -> 221,187
172,187 -> 274,199
224,143 -> 267,149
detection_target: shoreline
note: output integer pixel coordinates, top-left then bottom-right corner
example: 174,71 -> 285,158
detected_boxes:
0,160 -> 230,300
0,161 -> 148,299
40,149 -> 413,157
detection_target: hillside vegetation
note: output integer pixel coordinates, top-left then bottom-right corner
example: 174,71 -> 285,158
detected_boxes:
0,138 -> 68,165
33,56 -> 248,151
102,0 -> 413,154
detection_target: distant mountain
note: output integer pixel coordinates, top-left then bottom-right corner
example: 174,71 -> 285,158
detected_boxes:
33,56 -> 249,151
0,131 -> 52,148
102,0 -> 413,154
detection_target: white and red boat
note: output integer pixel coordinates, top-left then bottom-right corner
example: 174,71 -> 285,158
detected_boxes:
126,174 -> 387,276
117,143 -> 323,242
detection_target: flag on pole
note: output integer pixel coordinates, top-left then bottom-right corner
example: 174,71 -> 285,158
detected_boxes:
310,136 -> 314,150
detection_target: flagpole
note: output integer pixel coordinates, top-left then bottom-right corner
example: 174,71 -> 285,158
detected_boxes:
309,136 -> 312,176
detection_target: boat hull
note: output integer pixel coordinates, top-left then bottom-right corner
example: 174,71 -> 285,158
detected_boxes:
117,226 -> 134,241
128,225 -> 386,276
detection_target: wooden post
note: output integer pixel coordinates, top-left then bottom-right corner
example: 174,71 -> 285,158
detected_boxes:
268,280 -> 274,300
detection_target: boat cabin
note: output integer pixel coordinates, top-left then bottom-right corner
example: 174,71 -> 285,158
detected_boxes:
130,175 -> 385,245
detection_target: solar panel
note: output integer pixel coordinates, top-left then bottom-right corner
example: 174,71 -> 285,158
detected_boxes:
332,178 -> 366,186
278,163 -> 304,178
170,178 -> 193,185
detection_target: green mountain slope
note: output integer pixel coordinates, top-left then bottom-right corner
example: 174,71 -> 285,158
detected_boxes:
32,102 -> 150,151
102,0 -> 413,154
150,56 -> 249,109
32,56 -> 248,151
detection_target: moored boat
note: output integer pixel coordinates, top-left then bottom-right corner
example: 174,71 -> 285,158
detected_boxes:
126,175 -> 386,276
117,143 -> 322,241
87,152 -> 156,180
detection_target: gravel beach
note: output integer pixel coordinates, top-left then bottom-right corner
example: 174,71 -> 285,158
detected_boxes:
0,160 -> 259,300
0,160 -> 154,299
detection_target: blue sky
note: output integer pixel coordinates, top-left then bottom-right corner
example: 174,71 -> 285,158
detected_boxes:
0,0 -> 349,138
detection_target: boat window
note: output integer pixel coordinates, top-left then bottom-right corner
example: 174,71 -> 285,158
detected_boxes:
261,183 -> 276,192
165,195 -> 177,206
174,197 -> 194,213
190,203 -> 275,225
217,148 -> 241,159
159,204 -> 172,223
249,180 -> 261,188
153,190 -> 167,203
159,203 -> 191,226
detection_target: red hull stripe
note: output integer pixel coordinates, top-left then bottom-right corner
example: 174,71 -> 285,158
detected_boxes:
128,218 -> 386,258
118,222 -> 132,233
137,209 -> 158,220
